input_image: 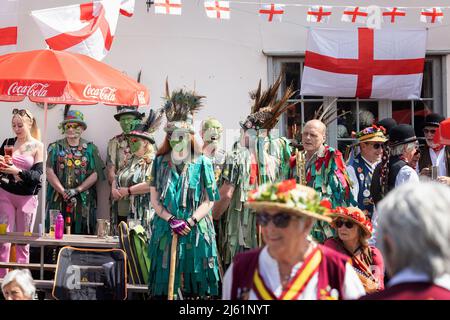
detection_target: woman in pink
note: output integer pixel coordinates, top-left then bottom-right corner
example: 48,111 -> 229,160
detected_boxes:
0,108 -> 44,277
324,206 -> 385,294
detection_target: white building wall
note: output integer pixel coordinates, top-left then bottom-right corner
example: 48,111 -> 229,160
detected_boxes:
2,0 -> 450,223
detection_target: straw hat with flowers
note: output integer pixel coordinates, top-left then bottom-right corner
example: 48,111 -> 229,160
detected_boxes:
245,179 -> 332,223
328,206 -> 373,238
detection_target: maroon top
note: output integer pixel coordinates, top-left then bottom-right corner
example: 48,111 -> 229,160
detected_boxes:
230,245 -> 349,300
324,238 -> 385,290
360,282 -> 450,300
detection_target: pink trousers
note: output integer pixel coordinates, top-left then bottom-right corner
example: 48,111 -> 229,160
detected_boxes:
0,188 -> 38,278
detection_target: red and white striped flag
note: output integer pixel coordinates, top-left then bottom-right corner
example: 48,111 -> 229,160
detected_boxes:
383,7 -> 406,24
421,8 -> 444,24
259,4 -> 285,23
204,1 -> 230,20
307,6 -> 332,24
154,0 -> 182,16
341,7 -> 368,24
0,0 -> 18,55
120,0 -> 135,17
31,0 -> 121,61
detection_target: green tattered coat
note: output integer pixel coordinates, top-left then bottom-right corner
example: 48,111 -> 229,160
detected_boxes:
46,138 -> 105,235
219,135 -> 291,266
148,154 -> 220,298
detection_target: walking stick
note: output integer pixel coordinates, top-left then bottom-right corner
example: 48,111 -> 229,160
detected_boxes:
167,233 -> 178,300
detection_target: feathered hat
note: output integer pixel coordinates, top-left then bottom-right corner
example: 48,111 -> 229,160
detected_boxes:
127,108 -> 164,144
240,75 -> 296,131
162,79 -> 204,134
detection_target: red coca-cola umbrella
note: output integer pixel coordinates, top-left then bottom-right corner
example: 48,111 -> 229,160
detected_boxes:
0,49 -> 150,251
0,49 -> 149,106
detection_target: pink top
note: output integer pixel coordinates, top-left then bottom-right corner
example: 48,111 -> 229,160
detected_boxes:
12,154 -> 35,170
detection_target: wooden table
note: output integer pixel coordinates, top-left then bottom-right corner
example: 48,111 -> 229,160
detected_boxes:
0,232 -> 120,279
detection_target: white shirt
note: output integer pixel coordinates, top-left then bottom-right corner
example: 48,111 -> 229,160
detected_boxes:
222,246 -> 365,300
429,148 -> 448,177
395,165 -> 420,186
389,268 -> 450,291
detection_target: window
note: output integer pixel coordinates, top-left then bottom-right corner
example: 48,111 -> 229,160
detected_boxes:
272,56 -> 444,152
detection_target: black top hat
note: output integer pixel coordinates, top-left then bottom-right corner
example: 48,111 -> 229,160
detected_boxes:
113,106 -> 144,121
389,124 -> 418,147
423,113 -> 445,128
376,118 -> 397,136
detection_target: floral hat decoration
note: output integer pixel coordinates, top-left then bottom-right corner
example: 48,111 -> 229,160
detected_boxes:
352,124 -> 387,144
328,206 -> 373,238
246,179 -> 332,222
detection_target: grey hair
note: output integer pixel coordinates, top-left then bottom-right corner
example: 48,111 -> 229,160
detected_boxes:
377,182 -> 450,279
1,269 -> 36,299
389,142 -> 416,156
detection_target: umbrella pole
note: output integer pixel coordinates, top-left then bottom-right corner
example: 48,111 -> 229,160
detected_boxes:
39,102 -> 48,279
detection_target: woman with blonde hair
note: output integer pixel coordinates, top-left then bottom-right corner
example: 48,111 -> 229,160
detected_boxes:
0,108 -> 44,278
324,207 -> 384,293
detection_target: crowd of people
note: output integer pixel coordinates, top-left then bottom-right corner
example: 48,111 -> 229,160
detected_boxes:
0,75 -> 449,300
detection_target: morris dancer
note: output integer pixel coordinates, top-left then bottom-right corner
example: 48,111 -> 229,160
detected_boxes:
212,75 -> 294,267
107,106 -> 144,229
147,85 -> 220,299
46,108 -> 105,234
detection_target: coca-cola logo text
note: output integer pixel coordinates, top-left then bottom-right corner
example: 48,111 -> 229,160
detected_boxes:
7,82 -> 49,97
83,84 -> 117,102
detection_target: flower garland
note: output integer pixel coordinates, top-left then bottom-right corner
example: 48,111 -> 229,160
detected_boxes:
248,179 -> 332,214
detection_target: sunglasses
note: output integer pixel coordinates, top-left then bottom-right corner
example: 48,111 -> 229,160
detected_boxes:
423,128 -> 436,135
12,108 -> 32,120
256,212 -> 297,228
64,123 -> 81,130
365,143 -> 383,150
335,219 -> 354,229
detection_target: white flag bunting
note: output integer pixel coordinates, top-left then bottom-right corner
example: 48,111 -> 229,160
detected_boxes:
383,7 -> 406,24
154,0 -> 182,16
341,6 -> 368,24
421,7 -> 444,24
204,1 -> 230,20
307,6 -> 332,24
259,4 -> 285,23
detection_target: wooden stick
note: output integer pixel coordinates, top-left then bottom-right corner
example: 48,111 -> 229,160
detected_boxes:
167,233 -> 178,300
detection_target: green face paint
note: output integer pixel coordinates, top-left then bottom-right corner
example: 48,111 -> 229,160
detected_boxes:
202,119 -> 223,144
170,133 -> 189,153
119,114 -> 138,134
129,137 -> 142,154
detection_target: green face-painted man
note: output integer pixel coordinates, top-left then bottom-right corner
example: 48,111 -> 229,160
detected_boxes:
202,118 -> 223,147
169,131 -> 190,153
128,137 -> 142,154
119,114 -> 140,134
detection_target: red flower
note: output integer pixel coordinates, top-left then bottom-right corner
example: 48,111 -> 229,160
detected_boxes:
277,179 -> 297,194
320,199 -> 332,209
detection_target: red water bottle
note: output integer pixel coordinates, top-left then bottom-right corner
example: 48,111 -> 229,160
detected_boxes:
55,213 -> 64,240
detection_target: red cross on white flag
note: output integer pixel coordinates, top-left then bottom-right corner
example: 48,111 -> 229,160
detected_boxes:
120,0 -> 135,17
0,0 -> 18,55
421,8 -> 444,24
341,7 -> 368,24
259,4 -> 285,23
307,6 -> 332,24
31,0 -> 121,61
204,1 -> 230,20
383,7 -> 406,24
154,0 -> 182,15
300,28 -> 426,100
